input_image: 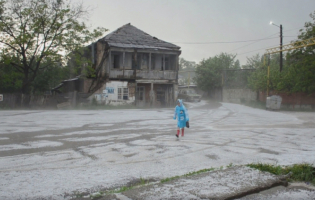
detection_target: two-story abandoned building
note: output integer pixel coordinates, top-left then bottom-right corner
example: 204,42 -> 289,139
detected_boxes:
74,23 -> 181,107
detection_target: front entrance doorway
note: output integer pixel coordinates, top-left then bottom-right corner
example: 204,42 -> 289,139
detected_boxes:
136,86 -> 145,107
156,87 -> 166,106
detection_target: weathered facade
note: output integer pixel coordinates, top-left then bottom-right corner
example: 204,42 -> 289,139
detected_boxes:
85,23 -> 181,107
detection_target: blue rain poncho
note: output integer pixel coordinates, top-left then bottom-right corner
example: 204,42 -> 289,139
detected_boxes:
173,99 -> 189,128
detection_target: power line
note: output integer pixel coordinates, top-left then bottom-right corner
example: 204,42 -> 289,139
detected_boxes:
175,26 -> 305,60
237,38 -> 300,57
230,36 -> 298,54
171,27 -> 303,45
171,37 -> 278,44
237,45 -> 279,56
283,27 -> 304,32
228,32 -> 279,53
232,26 -> 304,55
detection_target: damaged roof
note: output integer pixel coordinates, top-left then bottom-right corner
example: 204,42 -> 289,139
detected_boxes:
100,23 -> 181,51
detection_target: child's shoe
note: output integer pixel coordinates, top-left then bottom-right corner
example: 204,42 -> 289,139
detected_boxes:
176,129 -> 180,138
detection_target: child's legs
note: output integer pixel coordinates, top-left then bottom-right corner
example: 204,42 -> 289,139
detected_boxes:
177,121 -> 185,136
176,126 -> 180,136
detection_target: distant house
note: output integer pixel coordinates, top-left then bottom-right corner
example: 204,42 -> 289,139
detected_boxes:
66,23 -> 181,107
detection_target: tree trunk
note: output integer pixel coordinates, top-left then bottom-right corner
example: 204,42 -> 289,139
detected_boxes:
20,79 -> 31,107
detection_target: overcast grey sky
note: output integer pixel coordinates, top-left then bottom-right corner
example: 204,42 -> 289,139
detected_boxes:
76,0 -> 315,66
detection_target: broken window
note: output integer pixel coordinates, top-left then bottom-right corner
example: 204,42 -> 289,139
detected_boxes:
118,87 -> 129,100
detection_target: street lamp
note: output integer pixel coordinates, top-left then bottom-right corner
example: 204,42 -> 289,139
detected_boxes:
270,21 -> 283,72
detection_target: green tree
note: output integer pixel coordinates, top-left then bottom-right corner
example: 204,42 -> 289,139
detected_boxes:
248,10 -> 315,94
0,0 -> 107,105
179,57 -> 196,71
247,54 -> 282,91
242,54 -> 264,69
284,11 -> 315,93
0,53 -> 69,94
194,53 -> 239,91
31,58 -> 69,94
0,54 -> 23,93
178,57 -> 197,85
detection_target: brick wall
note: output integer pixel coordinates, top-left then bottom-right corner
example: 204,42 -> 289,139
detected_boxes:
259,91 -> 315,107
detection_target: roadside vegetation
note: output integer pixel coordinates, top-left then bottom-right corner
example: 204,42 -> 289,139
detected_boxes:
0,0 -> 107,106
160,166 -> 218,183
193,11 -> 315,95
72,162 -> 315,199
247,163 -> 315,185
1,1 -> 314,109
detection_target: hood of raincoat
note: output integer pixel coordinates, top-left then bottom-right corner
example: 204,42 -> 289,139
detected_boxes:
174,99 -> 189,122
177,99 -> 183,107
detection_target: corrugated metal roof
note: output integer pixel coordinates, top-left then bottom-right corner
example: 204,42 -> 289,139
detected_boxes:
101,23 -> 180,51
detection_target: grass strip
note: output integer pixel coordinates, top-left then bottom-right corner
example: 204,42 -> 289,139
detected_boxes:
88,177 -> 150,199
82,163 -> 315,199
160,164 -> 225,183
160,163 -> 237,184
160,167 -> 217,183
247,163 -> 315,185
87,167 -> 219,199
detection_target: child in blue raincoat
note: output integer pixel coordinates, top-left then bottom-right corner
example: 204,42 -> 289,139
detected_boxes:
173,99 -> 189,138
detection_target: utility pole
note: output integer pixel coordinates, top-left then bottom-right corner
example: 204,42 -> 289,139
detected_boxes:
270,21 -> 283,72
280,24 -> 283,72
265,37 -> 315,98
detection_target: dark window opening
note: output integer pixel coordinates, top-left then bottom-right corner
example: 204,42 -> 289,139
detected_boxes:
165,57 -> 169,70
113,55 -> 120,69
132,53 -> 149,70
161,56 -> 170,71
132,53 -> 141,70
141,54 -> 149,69
156,88 -> 165,105
137,55 -> 141,69
137,87 -> 145,101
151,54 -> 155,70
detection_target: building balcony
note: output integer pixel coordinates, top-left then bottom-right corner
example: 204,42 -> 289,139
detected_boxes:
108,69 -> 177,80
